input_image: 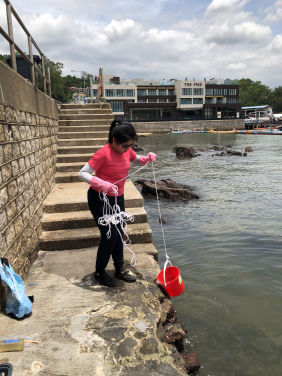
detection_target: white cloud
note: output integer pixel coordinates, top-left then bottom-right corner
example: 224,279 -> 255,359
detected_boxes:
267,35 -> 282,52
206,0 -> 250,15
0,0 -> 282,89
263,1 -> 282,23
228,63 -> 247,71
203,21 -> 272,45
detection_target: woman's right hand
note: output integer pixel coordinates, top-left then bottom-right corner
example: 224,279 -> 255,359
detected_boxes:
89,176 -> 118,194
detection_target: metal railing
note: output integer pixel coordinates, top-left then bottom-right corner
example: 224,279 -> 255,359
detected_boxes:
115,115 -> 241,122
0,0 -> 51,96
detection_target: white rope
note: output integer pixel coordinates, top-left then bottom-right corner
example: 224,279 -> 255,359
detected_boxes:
151,162 -> 171,287
97,161 -> 150,267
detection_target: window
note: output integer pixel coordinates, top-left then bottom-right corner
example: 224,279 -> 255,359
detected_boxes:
193,88 -> 203,95
224,89 -> 227,95
105,89 -> 114,97
168,90 -> 175,95
158,89 -> 166,96
148,99 -> 157,102
92,89 -> 97,97
138,99 -> 146,103
126,89 -> 135,97
193,98 -> 203,104
205,107 -> 214,118
205,98 -> 213,103
116,89 -> 125,97
127,99 -> 135,103
168,98 -> 175,102
182,88 -> 192,95
214,88 -> 222,95
159,99 -> 166,103
137,89 -> 146,96
106,100 -> 124,112
206,88 -> 213,95
228,98 -> 237,103
148,89 -> 157,96
180,98 -> 192,104
229,88 -> 237,95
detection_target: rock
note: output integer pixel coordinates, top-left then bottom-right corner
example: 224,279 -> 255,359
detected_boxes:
232,151 -> 242,156
183,352 -> 201,373
162,323 -> 187,344
213,145 -> 226,151
135,178 -> 200,201
226,144 -> 233,148
243,152 -> 247,157
132,143 -> 144,152
245,146 -> 253,152
159,217 -> 166,224
174,146 -> 195,158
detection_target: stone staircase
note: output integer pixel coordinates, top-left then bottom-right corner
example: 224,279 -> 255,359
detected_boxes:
39,103 -> 153,254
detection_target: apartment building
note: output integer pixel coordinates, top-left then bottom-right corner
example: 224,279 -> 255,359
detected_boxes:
91,76 -> 241,120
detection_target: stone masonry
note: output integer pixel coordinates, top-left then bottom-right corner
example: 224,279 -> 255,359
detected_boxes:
0,61 -> 59,307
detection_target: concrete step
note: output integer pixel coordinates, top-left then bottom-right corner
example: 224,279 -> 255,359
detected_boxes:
60,103 -> 111,110
58,126 -> 110,133
56,162 -> 85,172
55,172 -> 81,183
58,131 -> 109,139
44,181 -> 143,213
59,114 -> 113,120
59,120 -> 112,127
42,207 -> 148,231
60,109 -> 112,115
57,145 -> 105,155
58,138 -> 108,147
57,154 -> 92,163
39,223 -> 152,251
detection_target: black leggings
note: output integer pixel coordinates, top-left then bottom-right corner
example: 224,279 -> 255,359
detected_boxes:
87,188 -> 124,275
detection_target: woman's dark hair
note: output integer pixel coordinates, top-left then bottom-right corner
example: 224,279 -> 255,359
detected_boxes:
108,119 -> 138,144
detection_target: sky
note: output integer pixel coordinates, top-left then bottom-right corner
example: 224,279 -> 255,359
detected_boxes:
0,0 -> 282,88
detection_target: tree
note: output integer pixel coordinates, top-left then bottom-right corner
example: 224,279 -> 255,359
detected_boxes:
239,78 -> 271,107
38,58 -> 73,102
0,54 -> 8,65
268,86 -> 282,113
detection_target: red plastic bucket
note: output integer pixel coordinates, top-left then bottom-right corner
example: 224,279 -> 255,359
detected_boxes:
157,266 -> 185,297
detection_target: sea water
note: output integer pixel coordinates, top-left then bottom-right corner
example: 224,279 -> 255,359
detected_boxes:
133,133 -> 282,376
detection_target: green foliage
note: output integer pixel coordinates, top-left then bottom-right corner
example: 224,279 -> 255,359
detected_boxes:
0,54 -> 8,65
239,78 -> 271,107
267,86 -> 282,113
37,58 -> 96,103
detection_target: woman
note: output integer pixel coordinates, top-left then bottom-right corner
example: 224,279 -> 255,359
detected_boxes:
78,119 -> 157,287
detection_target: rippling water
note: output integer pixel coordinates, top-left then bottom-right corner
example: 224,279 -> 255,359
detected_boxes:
132,133 -> 282,376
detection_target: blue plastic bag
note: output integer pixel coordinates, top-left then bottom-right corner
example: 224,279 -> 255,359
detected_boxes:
0,259 -> 32,318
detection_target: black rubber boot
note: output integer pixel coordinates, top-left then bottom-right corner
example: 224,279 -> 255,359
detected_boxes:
94,272 -> 117,287
114,268 -> 136,282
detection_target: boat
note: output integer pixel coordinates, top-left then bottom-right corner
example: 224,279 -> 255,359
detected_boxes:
169,130 -> 183,134
207,130 -> 236,134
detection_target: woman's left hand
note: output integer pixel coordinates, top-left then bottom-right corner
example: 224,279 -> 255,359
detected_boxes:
148,152 -> 157,162
138,152 -> 157,165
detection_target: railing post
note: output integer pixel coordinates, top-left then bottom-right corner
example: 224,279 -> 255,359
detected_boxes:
28,36 -> 35,85
90,75 -> 93,103
41,54 -> 46,94
6,3 -> 17,72
47,64 -> 51,97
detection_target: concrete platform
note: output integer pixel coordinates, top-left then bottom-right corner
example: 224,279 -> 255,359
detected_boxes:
57,145 -> 105,154
59,114 -> 113,120
58,138 -> 108,147
0,247 -> 188,376
59,126 -> 110,132
58,120 -> 111,126
58,131 -> 109,139
43,181 -> 144,213
42,207 -> 148,231
39,223 -> 153,251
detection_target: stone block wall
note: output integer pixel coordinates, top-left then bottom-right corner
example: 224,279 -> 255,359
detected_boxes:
0,61 -> 59,308
133,119 -> 245,133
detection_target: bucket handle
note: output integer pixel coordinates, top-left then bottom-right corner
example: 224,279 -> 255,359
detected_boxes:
163,257 -> 172,287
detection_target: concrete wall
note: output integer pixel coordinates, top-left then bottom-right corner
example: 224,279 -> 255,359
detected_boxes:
0,61 -> 59,304
134,119 -> 245,133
